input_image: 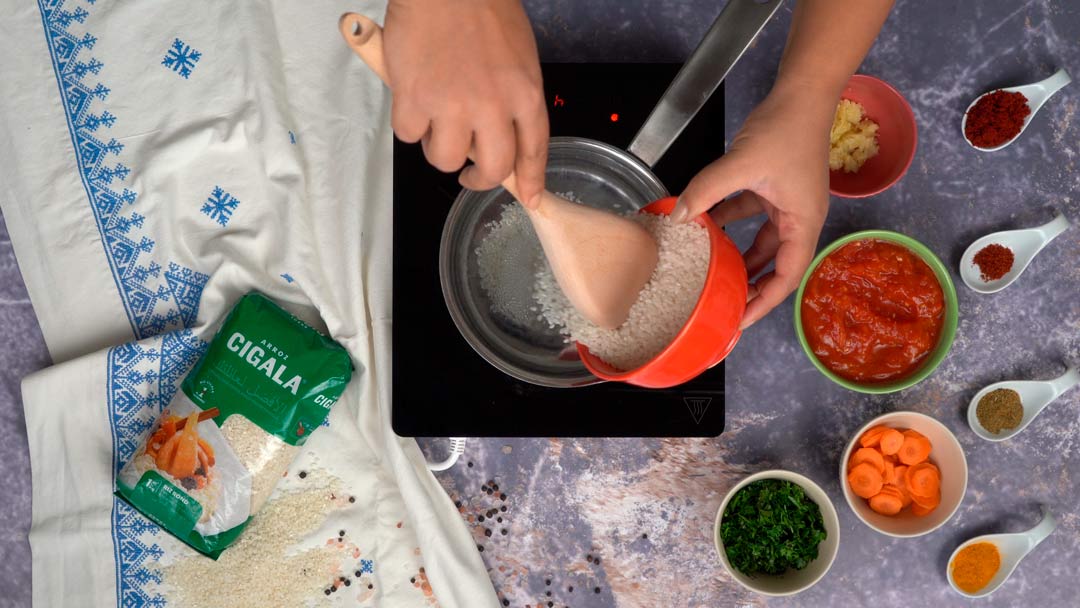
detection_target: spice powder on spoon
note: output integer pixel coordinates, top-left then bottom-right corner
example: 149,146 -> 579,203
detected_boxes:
976,388 -> 1024,434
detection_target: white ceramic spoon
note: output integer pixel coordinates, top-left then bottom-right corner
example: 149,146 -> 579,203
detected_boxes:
962,68 -> 1072,151
967,366 -> 1080,441
947,506 -> 1057,598
959,212 -> 1071,293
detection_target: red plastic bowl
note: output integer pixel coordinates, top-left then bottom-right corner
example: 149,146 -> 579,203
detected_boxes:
577,197 -> 748,388
829,74 -> 918,199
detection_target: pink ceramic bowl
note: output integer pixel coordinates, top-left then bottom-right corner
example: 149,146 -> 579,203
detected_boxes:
578,197 -> 748,389
829,75 -> 918,199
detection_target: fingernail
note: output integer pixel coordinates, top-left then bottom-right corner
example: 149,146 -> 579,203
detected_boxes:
670,198 -> 690,224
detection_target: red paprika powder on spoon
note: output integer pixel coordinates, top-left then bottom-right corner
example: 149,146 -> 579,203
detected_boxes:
964,90 -> 1031,148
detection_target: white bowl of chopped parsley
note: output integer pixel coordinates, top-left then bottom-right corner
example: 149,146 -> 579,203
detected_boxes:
714,470 -> 840,596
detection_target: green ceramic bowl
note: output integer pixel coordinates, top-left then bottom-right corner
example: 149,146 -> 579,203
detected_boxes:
793,230 -> 958,394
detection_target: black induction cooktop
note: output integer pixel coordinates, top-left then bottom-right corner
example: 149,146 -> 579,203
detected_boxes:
392,63 -> 726,437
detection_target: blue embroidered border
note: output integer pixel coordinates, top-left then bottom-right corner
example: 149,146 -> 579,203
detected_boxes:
108,332 -> 206,608
36,1 -> 210,606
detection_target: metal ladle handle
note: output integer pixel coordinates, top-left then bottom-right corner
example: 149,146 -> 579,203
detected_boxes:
627,0 -> 783,168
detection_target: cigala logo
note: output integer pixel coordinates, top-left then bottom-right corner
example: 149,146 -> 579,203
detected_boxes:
684,397 -> 712,424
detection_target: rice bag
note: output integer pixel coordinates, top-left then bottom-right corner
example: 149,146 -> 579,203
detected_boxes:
116,292 -> 352,558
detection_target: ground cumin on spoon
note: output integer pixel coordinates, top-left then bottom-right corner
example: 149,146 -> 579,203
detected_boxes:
976,388 -> 1024,434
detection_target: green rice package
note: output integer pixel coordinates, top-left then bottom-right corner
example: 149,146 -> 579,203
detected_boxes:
116,292 -> 353,558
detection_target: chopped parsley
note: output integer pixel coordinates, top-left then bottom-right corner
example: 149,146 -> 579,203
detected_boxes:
720,479 -> 827,576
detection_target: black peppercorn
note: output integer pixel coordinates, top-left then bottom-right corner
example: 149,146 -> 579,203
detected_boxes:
324,589 -> 331,596
344,579 -> 351,587
484,529 -> 492,537
349,496 -> 356,503
479,515 -> 486,522
502,600 -> 510,607
501,529 -> 507,535
298,471 -> 307,479
594,587 -> 601,594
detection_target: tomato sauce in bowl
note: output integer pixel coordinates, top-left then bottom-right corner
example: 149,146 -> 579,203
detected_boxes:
800,239 -> 945,384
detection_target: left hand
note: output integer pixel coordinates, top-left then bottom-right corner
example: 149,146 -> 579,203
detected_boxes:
671,82 -> 833,329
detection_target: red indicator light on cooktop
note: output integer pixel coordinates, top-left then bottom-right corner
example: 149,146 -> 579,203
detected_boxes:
553,94 -> 565,107
610,113 -> 619,122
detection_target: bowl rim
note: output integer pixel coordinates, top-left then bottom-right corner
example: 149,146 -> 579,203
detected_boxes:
713,469 -> 840,597
793,230 -> 959,394
838,411 -> 969,538
829,74 -> 919,199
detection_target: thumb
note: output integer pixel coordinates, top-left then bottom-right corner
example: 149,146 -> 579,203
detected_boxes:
671,154 -> 749,224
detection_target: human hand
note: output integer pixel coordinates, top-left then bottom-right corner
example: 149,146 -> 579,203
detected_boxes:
382,0 -> 549,208
671,82 -> 833,329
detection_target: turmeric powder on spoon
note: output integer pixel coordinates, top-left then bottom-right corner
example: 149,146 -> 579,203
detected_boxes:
950,542 -> 1001,594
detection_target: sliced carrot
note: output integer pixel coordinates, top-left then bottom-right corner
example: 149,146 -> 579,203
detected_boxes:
849,447 -> 886,474
883,453 -> 898,465
878,429 -> 905,456
905,462 -> 941,498
869,490 -> 904,515
859,425 -> 890,448
848,462 -> 884,499
898,433 -> 932,465
910,488 -> 940,510
883,460 -> 896,485
884,482 -> 912,508
910,501 -> 935,516
893,465 -> 909,490
902,429 -> 927,441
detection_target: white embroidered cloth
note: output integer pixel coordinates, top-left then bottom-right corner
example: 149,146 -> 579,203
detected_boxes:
0,1 -> 496,606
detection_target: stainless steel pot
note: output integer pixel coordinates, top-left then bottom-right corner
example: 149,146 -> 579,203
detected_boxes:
440,0 -> 782,387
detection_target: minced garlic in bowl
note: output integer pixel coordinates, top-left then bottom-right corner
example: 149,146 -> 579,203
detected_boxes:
830,99 -> 880,173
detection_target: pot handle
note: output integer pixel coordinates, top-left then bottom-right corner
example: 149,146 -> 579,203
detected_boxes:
627,0 -> 782,168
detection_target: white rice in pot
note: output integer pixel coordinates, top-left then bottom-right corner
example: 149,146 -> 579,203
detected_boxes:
477,202 -> 711,371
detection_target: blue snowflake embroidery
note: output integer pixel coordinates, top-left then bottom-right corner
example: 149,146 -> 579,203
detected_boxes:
201,186 -> 239,226
360,559 -> 375,574
162,38 -> 201,79
280,273 -> 295,283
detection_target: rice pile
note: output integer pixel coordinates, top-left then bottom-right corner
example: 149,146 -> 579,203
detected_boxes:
221,415 -> 299,513
161,469 -> 345,608
475,205 -> 544,326
536,212 -> 710,370
477,201 -> 711,371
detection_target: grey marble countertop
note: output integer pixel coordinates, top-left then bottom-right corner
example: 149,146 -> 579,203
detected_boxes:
3,1 -> 1080,607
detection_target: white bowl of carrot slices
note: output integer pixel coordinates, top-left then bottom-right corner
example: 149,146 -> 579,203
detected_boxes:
840,411 -> 967,537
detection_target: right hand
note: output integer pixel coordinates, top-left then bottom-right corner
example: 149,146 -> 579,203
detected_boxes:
673,81 -> 833,329
382,0 -> 549,208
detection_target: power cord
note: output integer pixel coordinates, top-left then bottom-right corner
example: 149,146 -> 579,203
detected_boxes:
426,437 -> 467,472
